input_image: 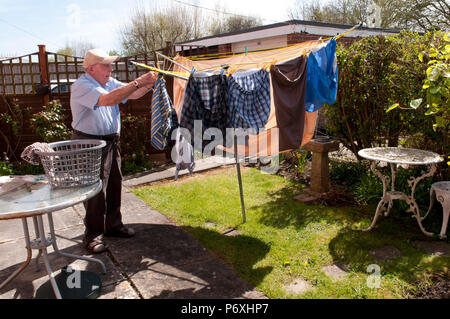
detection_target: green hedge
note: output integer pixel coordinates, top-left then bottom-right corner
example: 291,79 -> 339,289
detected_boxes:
325,31 -> 448,179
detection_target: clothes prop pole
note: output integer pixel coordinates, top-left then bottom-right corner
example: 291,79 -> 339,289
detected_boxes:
324,22 -> 362,41
234,135 -> 246,223
130,61 -> 189,81
155,52 -> 192,73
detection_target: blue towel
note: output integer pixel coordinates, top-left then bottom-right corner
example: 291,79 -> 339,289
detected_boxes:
305,39 -> 338,112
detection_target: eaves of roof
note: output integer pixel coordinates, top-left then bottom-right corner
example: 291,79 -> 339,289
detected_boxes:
176,19 -> 401,45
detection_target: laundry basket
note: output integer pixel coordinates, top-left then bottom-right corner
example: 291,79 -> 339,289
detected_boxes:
36,139 -> 106,188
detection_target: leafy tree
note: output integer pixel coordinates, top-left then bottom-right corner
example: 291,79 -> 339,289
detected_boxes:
392,0 -> 450,31
288,0 -> 378,25
287,0 -> 449,31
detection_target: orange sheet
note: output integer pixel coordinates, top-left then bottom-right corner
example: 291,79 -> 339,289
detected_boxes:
171,40 -> 321,156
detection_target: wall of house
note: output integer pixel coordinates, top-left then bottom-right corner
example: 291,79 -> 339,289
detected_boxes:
231,35 -> 288,53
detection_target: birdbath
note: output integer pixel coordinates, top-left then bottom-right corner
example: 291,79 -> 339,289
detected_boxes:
294,137 -> 340,203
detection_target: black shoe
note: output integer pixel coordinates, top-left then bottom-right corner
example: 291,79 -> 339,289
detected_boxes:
104,226 -> 135,238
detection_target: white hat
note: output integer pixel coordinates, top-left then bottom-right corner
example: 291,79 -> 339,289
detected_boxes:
82,48 -> 119,68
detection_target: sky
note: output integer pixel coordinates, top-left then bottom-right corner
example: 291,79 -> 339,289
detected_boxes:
0,0 -> 299,57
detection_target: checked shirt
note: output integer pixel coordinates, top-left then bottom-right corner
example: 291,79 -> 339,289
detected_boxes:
179,73 -> 229,150
227,69 -> 271,132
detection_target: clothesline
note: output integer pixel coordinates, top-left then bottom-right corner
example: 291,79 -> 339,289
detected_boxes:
189,41 -> 321,61
132,23 -> 360,79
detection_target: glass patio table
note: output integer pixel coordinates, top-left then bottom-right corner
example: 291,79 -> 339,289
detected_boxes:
358,147 -> 443,237
0,179 -> 105,299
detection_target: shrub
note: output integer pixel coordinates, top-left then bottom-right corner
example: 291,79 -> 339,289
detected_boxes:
120,112 -> 155,175
330,160 -> 370,188
30,100 -> 71,143
325,32 -> 448,164
0,160 -> 14,176
0,98 -> 31,161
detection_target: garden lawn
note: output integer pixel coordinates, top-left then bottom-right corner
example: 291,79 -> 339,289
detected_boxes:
132,167 -> 449,299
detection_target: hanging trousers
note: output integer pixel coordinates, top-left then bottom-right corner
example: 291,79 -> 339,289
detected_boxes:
72,129 -> 124,242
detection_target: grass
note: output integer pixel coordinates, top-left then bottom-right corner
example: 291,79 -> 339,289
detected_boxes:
132,167 -> 449,299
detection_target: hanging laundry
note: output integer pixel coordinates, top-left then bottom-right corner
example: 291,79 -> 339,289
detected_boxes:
305,39 -> 338,112
179,73 -> 229,151
151,74 -> 178,151
227,69 -> 271,132
270,55 -> 308,151
174,129 -> 195,181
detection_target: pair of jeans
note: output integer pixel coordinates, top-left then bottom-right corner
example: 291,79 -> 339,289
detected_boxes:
71,130 -> 124,242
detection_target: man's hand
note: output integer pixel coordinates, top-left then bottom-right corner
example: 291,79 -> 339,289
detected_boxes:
136,71 -> 157,89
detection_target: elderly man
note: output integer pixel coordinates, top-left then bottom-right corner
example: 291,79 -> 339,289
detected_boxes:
70,48 -> 157,253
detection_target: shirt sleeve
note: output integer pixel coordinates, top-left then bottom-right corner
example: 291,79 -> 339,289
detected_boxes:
71,79 -> 108,109
111,78 -> 129,104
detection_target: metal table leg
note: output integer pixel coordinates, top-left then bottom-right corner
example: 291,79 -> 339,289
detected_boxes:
46,212 -> 106,273
406,164 -> 436,237
363,161 -> 390,232
0,218 -> 33,290
363,161 -> 435,237
36,215 -> 62,299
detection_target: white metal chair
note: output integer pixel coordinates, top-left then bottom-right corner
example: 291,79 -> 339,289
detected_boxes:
422,181 -> 450,239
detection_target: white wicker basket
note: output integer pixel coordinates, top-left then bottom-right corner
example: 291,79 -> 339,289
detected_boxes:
36,139 -> 106,188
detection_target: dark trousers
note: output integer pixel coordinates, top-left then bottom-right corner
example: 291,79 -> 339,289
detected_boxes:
72,130 -> 124,242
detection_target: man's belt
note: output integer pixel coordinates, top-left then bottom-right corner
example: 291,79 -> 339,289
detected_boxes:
73,129 -> 120,143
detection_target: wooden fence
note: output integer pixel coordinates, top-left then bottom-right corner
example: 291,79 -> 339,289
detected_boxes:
0,45 -> 164,158
0,43 -> 208,159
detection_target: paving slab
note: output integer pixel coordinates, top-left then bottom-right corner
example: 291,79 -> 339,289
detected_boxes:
369,245 -> 402,262
0,158 -> 266,299
123,156 -> 235,188
0,225 -> 124,299
322,263 -> 349,281
0,207 -> 83,244
413,241 -> 450,257
284,278 -> 314,295
222,228 -> 242,237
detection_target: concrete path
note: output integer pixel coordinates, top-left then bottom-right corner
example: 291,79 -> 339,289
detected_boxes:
0,156 -> 266,299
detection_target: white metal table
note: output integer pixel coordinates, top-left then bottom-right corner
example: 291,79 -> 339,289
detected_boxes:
358,147 -> 443,236
0,179 -> 105,299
